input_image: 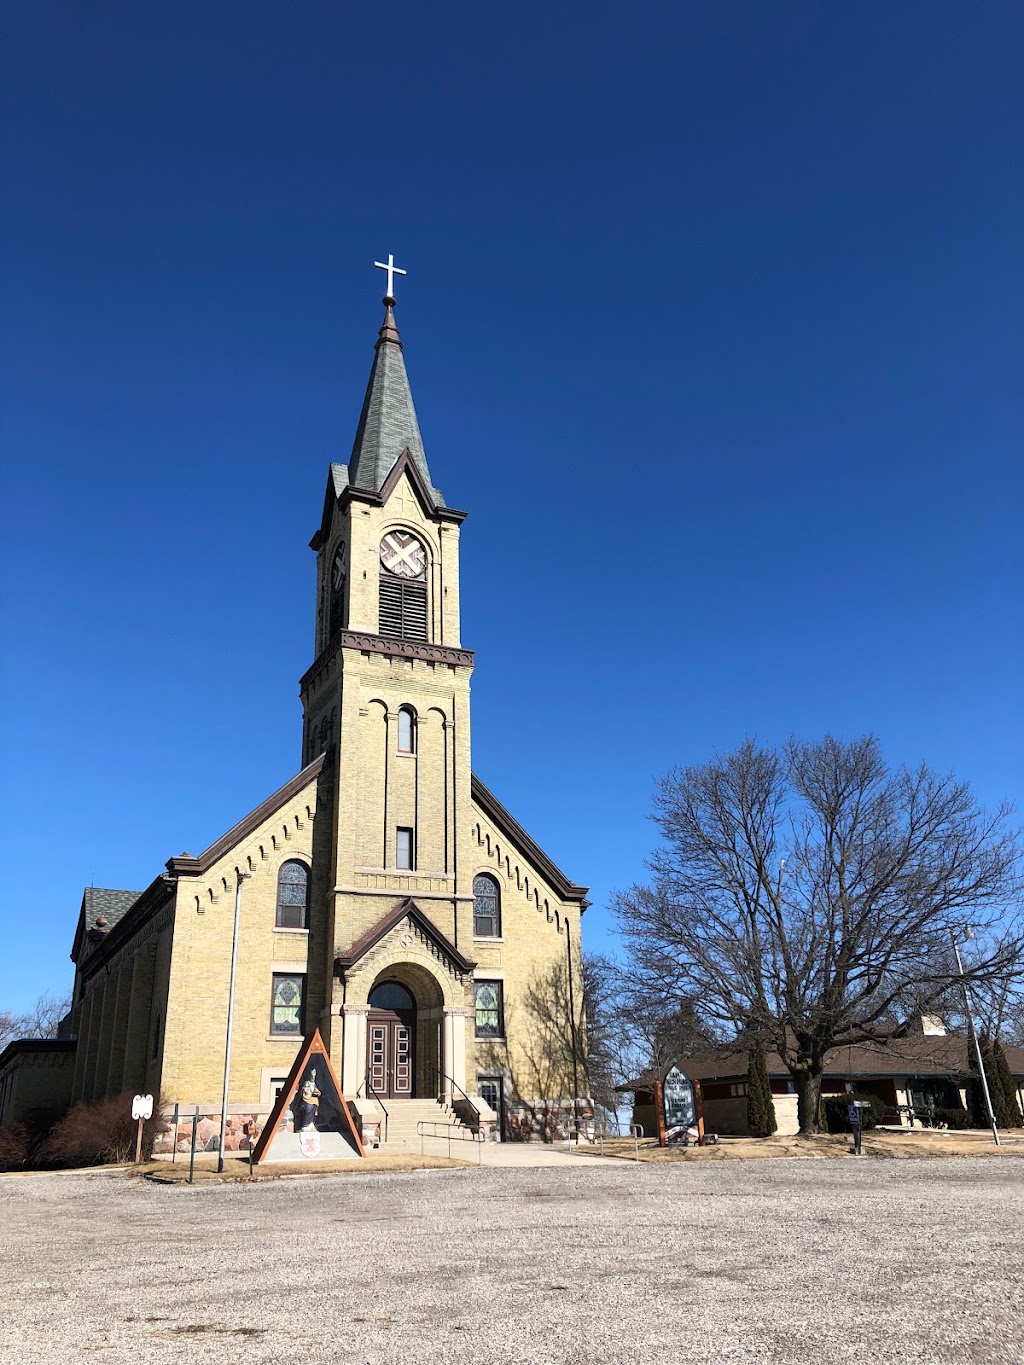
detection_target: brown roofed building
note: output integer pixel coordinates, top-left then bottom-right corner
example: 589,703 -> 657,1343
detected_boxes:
620,1022 -> 1024,1137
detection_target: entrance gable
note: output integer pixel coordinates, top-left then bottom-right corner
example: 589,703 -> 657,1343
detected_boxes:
335,900 -> 476,999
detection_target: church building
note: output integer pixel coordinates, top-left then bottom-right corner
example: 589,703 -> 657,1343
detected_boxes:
0,267 -> 590,1146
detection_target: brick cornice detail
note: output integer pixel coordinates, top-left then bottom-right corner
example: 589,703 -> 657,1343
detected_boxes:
300,632 -> 474,693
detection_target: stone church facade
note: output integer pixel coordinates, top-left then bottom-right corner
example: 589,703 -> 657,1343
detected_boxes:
0,287 -> 589,1144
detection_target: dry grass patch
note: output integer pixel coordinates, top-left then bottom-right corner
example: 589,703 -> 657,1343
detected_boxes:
143,1152 -> 469,1184
585,1130 -> 1024,1163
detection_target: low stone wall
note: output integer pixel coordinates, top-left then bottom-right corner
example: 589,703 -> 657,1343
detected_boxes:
504,1100 -> 594,1143
152,1110 -> 276,1156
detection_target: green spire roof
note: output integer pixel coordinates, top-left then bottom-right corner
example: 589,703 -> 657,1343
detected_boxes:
345,301 -> 443,505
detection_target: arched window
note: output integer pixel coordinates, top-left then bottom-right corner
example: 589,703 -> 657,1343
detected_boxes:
473,873 -> 501,938
369,981 -> 415,1012
276,860 -> 310,930
379,530 -> 428,642
328,542 -> 346,638
397,706 -> 416,754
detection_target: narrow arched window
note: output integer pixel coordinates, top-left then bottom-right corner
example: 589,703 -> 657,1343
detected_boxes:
473,873 -> 501,938
328,542 -> 346,638
379,530 -> 428,642
397,706 -> 416,754
276,860 -> 310,929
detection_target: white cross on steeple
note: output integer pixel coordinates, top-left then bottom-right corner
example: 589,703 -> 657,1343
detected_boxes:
373,252 -> 406,301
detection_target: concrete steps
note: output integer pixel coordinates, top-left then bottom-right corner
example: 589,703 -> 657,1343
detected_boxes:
379,1097 -> 472,1144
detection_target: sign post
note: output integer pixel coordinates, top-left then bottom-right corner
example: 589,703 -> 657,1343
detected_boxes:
849,1099 -> 870,1156
131,1093 -> 154,1164
654,1076 -> 667,1147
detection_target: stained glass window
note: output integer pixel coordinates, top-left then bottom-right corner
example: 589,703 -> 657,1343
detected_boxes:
473,874 -> 500,938
276,861 -> 310,929
271,973 -> 305,1035
474,981 -> 503,1038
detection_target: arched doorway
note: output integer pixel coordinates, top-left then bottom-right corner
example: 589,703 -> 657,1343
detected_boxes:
367,980 -> 416,1098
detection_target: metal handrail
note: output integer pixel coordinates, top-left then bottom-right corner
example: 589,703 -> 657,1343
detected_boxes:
594,1120 -> 644,1160
356,1072 -> 389,1143
417,1120 -> 484,1163
426,1065 -> 479,1131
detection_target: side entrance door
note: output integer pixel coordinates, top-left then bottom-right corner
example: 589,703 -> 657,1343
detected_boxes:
478,1075 -> 504,1140
367,1011 -> 414,1099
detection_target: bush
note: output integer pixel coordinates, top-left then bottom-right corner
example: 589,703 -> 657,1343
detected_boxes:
933,1106 -> 971,1130
0,1122 -> 34,1171
823,1091 -> 886,1133
38,1092 -> 166,1168
746,1043 -> 777,1138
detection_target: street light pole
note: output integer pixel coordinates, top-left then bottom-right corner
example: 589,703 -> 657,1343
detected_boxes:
952,930 -> 1000,1148
217,869 -> 251,1172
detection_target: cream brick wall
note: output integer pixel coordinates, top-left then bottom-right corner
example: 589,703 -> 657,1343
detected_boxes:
159,772 -> 323,1108
467,802 -> 585,1106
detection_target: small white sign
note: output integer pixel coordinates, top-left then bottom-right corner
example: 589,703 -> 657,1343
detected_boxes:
132,1094 -> 154,1121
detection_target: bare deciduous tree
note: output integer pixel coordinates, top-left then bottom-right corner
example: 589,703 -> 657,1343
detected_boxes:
476,958 -> 591,1141
0,990 -> 72,1051
614,735 -> 1024,1134
583,953 -> 719,1108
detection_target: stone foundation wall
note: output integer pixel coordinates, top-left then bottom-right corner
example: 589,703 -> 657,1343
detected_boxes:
152,1110 -> 280,1157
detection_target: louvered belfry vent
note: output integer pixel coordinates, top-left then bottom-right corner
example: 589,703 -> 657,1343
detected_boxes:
378,530 -> 429,642
379,576 -> 428,641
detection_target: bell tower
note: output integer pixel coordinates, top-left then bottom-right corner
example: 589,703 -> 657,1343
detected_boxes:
301,265 -> 476,1068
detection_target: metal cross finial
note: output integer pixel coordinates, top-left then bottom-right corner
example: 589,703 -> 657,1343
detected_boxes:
373,252 -> 406,301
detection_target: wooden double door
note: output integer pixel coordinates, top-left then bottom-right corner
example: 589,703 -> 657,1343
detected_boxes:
367,1010 -> 415,1098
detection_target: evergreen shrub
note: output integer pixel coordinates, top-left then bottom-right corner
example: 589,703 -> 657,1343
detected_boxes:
991,1040 -> 1023,1128
932,1107 -> 971,1130
823,1091 -> 886,1133
745,1043 -> 777,1137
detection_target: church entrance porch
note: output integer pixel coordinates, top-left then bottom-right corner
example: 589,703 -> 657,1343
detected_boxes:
367,981 -> 415,1099
336,903 -> 480,1107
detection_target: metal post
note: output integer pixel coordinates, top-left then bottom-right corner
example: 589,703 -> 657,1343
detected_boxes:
217,870 -> 251,1172
188,1111 -> 198,1185
171,1103 -> 179,1163
952,932 -> 1000,1147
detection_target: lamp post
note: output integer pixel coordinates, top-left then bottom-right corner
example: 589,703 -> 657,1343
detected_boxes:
951,928 -> 1000,1147
217,868 -> 252,1172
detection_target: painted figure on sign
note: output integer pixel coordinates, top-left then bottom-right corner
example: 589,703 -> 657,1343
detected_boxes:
295,1072 -> 321,1157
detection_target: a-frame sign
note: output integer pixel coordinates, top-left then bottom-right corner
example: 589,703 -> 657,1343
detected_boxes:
251,1028 -> 366,1163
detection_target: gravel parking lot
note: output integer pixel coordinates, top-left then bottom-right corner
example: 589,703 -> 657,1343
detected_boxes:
3,1157 -> 1022,1364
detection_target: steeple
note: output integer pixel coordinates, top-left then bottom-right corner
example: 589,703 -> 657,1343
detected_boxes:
345,291 -> 443,507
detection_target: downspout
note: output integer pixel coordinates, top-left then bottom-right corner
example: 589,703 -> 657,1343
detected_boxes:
565,921 -> 580,1140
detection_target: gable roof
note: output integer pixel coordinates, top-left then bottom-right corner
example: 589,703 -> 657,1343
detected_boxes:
166,751 -> 328,877
71,887 -> 143,963
618,1036 -> 1024,1090
335,899 -> 476,977
471,773 -> 589,907
77,754 -> 329,985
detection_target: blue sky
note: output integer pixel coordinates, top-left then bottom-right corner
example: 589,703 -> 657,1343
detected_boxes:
1,2 -> 1021,1013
